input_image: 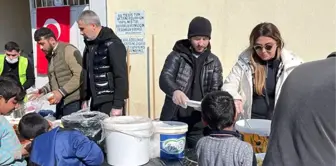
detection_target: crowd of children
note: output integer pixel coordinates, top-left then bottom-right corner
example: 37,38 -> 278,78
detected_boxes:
19,112 -> 104,165
0,76 -> 104,166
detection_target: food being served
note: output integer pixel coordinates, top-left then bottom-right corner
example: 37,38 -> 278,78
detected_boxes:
257,158 -> 263,166
255,153 -> 265,166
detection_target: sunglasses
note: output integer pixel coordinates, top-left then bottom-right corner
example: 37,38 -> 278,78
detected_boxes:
253,44 -> 275,52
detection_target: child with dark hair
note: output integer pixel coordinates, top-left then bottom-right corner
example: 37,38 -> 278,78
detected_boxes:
0,76 -> 27,165
18,113 -> 104,166
196,91 -> 254,166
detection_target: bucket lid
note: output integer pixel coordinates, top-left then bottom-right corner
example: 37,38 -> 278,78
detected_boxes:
235,119 -> 271,136
153,121 -> 188,134
103,116 -> 152,131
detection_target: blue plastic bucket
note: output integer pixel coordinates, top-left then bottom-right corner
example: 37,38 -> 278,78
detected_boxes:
151,121 -> 188,160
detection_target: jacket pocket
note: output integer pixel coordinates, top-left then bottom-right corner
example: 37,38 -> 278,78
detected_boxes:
93,65 -> 110,73
93,54 -> 109,66
95,81 -> 113,95
94,73 -> 108,82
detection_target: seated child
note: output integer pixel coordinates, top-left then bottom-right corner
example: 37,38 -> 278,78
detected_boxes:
18,112 -> 104,166
0,76 -> 27,166
196,91 -> 254,166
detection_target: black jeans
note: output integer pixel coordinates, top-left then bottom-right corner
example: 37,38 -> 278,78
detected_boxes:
185,134 -> 203,149
55,100 -> 81,119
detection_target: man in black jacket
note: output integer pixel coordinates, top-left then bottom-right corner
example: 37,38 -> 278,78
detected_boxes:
77,10 -> 128,116
159,16 -> 223,148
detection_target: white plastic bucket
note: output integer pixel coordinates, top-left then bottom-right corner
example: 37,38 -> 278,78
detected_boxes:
151,121 -> 188,160
103,116 -> 153,166
235,119 -> 271,153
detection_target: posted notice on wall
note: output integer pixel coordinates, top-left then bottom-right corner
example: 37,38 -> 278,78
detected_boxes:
121,37 -> 146,54
115,11 -> 145,35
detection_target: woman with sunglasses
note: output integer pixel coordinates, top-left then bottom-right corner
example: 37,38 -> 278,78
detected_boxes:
223,22 -> 303,120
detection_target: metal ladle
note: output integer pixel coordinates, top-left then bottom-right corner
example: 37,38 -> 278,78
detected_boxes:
241,113 -> 252,128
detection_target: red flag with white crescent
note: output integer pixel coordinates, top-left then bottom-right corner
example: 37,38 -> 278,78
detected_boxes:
36,6 -> 70,75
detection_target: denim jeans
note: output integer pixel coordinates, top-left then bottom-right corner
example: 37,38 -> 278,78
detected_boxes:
55,100 -> 81,119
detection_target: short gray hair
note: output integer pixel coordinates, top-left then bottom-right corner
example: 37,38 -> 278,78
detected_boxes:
78,10 -> 101,26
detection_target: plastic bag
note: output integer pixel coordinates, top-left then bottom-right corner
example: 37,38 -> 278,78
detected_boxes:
61,109 -> 109,143
10,99 -> 46,119
24,100 -> 49,113
25,90 -> 53,114
26,87 -> 38,96
44,113 -> 56,121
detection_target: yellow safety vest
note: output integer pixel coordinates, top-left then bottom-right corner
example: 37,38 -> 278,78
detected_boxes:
0,54 -> 29,101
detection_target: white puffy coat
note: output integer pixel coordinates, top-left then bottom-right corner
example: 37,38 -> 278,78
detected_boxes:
222,48 -> 303,118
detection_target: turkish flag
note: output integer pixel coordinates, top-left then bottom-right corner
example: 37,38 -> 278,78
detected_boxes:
36,7 -> 70,75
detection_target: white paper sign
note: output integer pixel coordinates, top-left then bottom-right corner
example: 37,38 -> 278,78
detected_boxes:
115,11 -> 145,35
121,37 -> 146,54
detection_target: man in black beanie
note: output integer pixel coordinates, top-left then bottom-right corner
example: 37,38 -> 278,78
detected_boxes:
159,16 -> 223,148
327,51 -> 336,58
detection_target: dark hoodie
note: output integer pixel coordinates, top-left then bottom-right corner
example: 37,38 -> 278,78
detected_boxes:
173,39 -> 210,101
172,39 -> 210,146
159,38 -> 223,148
263,58 -> 336,166
81,27 -> 128,110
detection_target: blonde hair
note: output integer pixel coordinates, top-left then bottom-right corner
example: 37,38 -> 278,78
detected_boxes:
249,22 -> 284,95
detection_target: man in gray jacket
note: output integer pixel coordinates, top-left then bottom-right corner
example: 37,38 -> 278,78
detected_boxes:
263,55 -> 336,166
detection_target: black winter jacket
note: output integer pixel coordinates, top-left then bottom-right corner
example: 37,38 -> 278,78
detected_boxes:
159,39 -> 223,120
81,27 -> 128,108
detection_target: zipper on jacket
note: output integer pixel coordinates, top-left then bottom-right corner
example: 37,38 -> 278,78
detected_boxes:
52,55 -> 61,89
185,64 -> 194,95
200,64 -> 205,97
199,57 -> 214,96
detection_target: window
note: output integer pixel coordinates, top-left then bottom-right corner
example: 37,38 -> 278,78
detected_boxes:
34,0 -> 90,8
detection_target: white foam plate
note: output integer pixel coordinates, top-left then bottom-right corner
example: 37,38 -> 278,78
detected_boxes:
186,100 -> 201,109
